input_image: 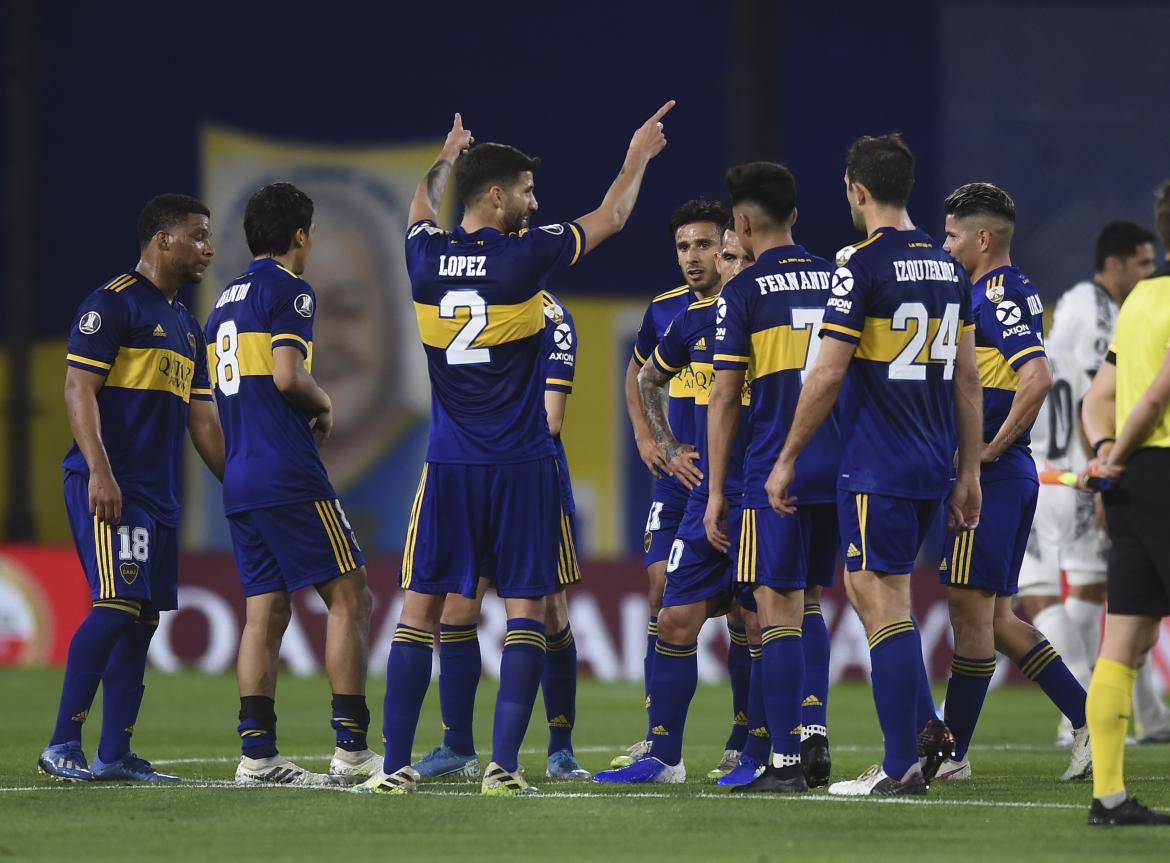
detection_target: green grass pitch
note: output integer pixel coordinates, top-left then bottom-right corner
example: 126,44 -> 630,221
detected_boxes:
2,669 -> 1168,861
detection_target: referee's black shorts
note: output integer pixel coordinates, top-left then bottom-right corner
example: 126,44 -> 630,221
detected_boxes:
1104,447 -> 1170,617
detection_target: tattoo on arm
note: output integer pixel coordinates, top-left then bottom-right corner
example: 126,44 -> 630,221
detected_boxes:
425,159 -> 453,213
637,366 -> 678,458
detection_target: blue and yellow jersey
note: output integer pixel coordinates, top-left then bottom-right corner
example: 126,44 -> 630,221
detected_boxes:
633,285 -> 698,508
713,244 -> 841,508
973,266 -> 1046,475
63,270 -> 212,525
820,228 -> 974,499
542,290 -> 577,513
203,257 -> 334,515
406,219 -> 584,464
651,295 -> 751,497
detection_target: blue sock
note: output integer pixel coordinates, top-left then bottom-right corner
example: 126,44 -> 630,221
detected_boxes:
1018,641 -> 1087,728
491,619 -> 546,772
912,620 -> 939,729
868,620 -> 921,779
801,603 -> 830,734
724,623 -> 750,751
543,625 -> 577,755
761,626 -> 804,765
238,695 -> 278,759
438,623 -> 480,755
383,624 -> 434,773
647,639 -> 698,767
331,694 -> 370,753
742,646 -> 771,763
50,604 -> 139,746
644,616 -> 658,737
97,609 -> 158,762
943,655 -> 996,759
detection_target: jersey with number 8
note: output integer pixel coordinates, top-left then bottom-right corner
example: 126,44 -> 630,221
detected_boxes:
713,244 -> 842,508
820,228 -> 973,499
406,219 -> 585,464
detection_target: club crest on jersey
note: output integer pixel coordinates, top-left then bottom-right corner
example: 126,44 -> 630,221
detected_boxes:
294,293 -> 314,318
716,296 -> 727,324
119,562 -> 140,584
79,311 -> 102,334
986,281 -> 1005,303
538,224 -> 565,235
831,267 -> 854,296
835,245 -> 858,267
553,323 -> 573,350
644,531 -> 653,553
544,299 -> 565,324
995,300 -> 1022,326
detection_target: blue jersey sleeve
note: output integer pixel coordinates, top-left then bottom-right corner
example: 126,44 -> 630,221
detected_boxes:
66,289 -> 130,375
404,220 -> 450,270
713,278 -> 750,371
520,222 -> 586,272
187,316 -> 213,402
268,280 -> 315,357
820,258 -> 869,344
651,309 -> 689,375
985,283 -> 1045,370
544,299 -> 577,394
632,301 -> 659,367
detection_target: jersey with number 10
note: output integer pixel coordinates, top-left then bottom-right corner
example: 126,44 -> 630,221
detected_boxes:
820,229 -> 973,499
714,245 -> 841,508
406,220 -> 585,464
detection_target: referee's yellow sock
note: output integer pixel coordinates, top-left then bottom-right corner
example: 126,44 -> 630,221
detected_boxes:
1086,657 -> 1137,801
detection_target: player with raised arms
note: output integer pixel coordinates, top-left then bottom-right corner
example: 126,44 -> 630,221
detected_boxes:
704,162 -> 840,792
358,104 -> 673,796
934,182 -> 1091,783
767,134 -> 983,796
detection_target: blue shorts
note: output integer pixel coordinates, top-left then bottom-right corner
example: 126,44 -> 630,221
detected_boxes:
662,494 -> 737,608
644,486 -> 687,567
734,505 -> 809,592
838,489 -> 942,575
64,473 -> 178,611
228,498 -> 365,597
403,459 -> 562,599
941,473 -> 1038,595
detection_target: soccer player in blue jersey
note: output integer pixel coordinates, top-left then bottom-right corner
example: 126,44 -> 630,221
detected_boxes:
595,226 -> 754,787
615,199 -> 735,771
935,183 -> 1090,783
410,290 -> 590,781
205,183 -> 378,786
768,134 -> 984,796
39,194 -> 225,783
359,105 -> 673,796
704,162 -> 841,792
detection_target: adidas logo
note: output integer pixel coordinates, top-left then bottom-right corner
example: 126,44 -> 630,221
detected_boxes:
802,695 -> 823,708
152,323 -> 166,337
441,723 -> 451,732
790,725 -> 804,736
644,696 -> 652,709
694,337 -> 707,351
749,727 -> 770,738
846,543 -> 861,557
71,710 -> 89,723
548,714 -> 572,729
939,559 -> 948,571
651,724 -> 669,736
734,710 -> 748,724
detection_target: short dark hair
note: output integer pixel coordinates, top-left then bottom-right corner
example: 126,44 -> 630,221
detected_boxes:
1154,181 -> 1170,250
244,182 -> 314,257
723,162 -> 796,225
943,182 -> 1016,224
667,198 -> 730,239
136,194 -> 210,249
846,133 -> 915,207
1094,219 -> 1156,272
453,143 -> 541,207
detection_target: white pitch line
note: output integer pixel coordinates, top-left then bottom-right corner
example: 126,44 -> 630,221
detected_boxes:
150,745 -> 620,767
694,792 -> 1084,811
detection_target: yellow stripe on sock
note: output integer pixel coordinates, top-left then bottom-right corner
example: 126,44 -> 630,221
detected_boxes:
868,620 -> 914,649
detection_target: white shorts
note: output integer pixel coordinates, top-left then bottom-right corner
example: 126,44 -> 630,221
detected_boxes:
1017,483 -> 1107,596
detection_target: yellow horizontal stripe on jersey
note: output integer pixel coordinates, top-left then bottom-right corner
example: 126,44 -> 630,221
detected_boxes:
750,324 -> 808,379
546,377 -> 573,388
652,346 -> 686,374
976,346 -> 1019,391
1006,345 -> 1045,367
714,353 -> 750,365
821,322 -> 862,339
855,316 -> 944,364
104,347 -> 197,401
653,285 -> 689,302
567,223 -> 583,267
271,332 -> 309,352
206,332 -> 312,386
66,353 -> 113,371
414,292 -> 544,350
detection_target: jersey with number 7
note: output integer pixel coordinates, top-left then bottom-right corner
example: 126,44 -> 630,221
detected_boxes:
405,218 -> 585,464
820,228 -> 974,499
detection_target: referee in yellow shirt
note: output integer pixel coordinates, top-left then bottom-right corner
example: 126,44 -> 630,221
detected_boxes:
1081,186 -> 1170,826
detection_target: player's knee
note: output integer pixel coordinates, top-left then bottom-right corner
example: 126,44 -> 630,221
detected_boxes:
544,592 -> 569,632
656,607 -> 695,644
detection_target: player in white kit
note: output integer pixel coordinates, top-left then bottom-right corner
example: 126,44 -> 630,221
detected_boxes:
1020,219 -> 1170,743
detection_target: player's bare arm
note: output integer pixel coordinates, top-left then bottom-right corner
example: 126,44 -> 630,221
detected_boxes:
703,367 -> 745,552
545,389 -> 568,439
64,365 -> 121,523
272,345 -> 333,443
983,356 -> 1052,463
576,101 -> 675,255
409,112 -> 474,226
625,357 -> 667,477
1081,358 -> 1118,477
950,328 -> 983,531
768,336 -> 855,514
187,398 -> 226,482
1098,347 -> 1170,477
636,361 -> 701,488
